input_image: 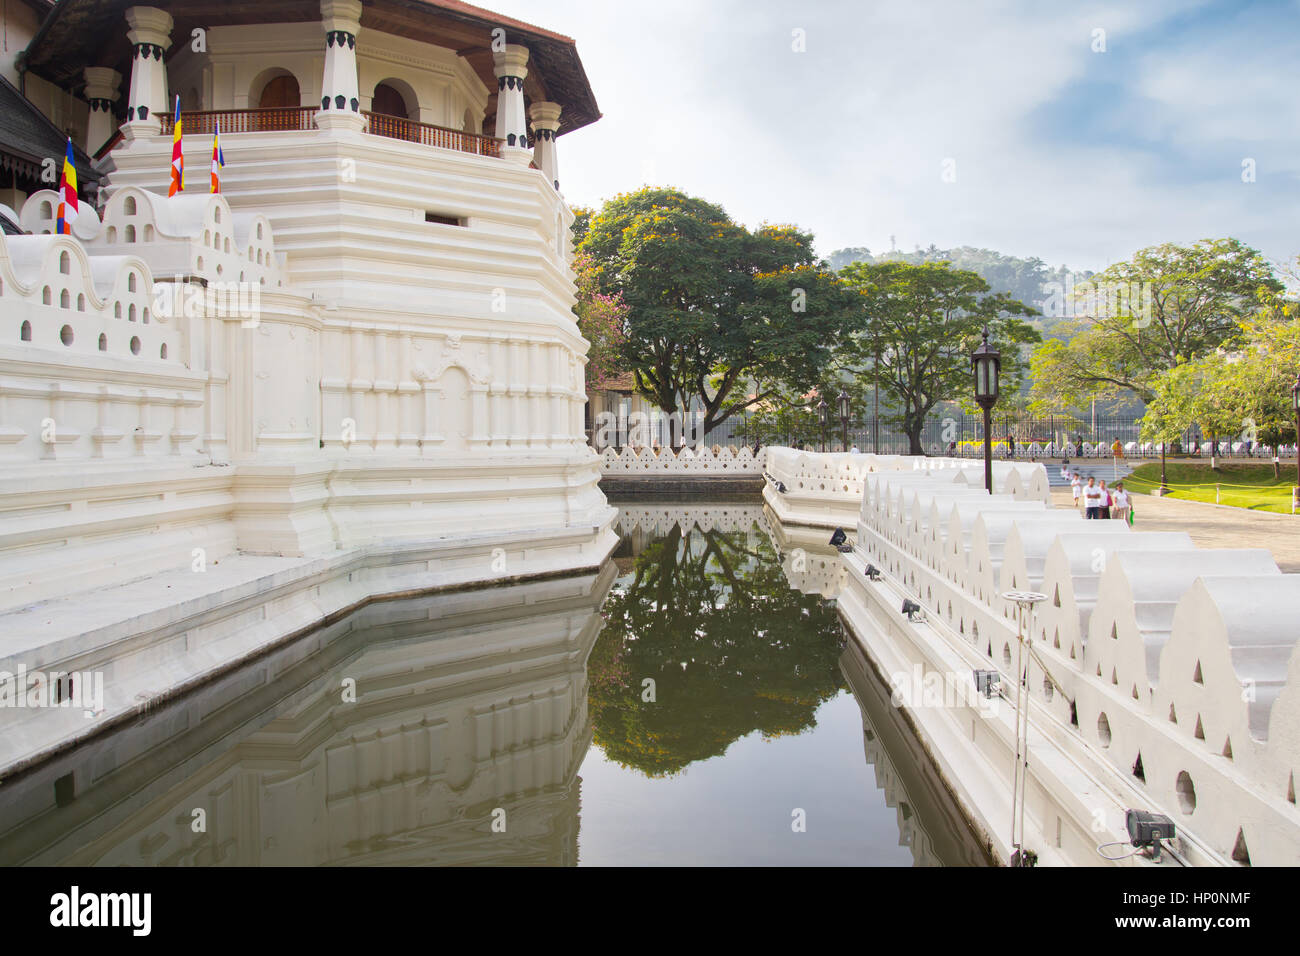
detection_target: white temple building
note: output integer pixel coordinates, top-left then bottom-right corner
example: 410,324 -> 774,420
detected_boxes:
0,0 -> 615,774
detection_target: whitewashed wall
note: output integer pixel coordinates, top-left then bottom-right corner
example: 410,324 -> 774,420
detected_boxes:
809,451 -> 1300,865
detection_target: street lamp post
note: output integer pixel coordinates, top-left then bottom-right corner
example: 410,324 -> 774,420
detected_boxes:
1292,374 -> 1300,513
971,326 -> 1001,494
838,389 -> 851,452
817,398 -> 828,453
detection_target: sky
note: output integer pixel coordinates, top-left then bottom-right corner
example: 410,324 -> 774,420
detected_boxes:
486,0 -> 1300,276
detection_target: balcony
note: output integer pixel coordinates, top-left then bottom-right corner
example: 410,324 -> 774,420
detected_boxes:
156,108 -> 502,158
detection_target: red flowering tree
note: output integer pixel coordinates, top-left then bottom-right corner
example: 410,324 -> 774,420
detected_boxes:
573,252 -> 629,391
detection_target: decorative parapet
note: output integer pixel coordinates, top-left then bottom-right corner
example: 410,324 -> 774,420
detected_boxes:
1,189 -> 301,467
831,450 -> 1300,865
615,504 -> 769,538
762,448 -> 1050,531
599,444 -> 766,476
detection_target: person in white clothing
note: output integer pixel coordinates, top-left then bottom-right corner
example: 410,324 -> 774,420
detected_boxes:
1111,482 -> 1130,522
1082,477 -> 1103,518
1070,473 -> 1082,509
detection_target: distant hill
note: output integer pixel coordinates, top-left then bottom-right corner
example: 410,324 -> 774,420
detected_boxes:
826,245 -> 1094,332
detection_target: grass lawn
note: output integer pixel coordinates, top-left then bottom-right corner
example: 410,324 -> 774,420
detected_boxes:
1124,462 -> 1298,514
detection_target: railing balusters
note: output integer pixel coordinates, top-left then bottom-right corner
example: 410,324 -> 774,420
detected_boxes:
157,107 -> 502,157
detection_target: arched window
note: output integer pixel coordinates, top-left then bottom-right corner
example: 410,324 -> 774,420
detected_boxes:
252,71 -> 302,131
370,82 -> 416,141
372,83 -> 410,119
258,74 -> 300,110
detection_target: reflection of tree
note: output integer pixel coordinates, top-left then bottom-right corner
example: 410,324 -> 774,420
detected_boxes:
588,522 -> 845,777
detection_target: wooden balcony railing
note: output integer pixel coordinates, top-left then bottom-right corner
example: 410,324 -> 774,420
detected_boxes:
160,106 -> 320,136
362,111 -> 502,157
156,108 -> 503,158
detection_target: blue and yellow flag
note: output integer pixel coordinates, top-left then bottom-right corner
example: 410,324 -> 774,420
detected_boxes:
56,138 -> 78,234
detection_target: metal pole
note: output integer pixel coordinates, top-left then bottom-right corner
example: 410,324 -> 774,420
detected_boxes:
982,406 -> 993,494
1160,441 -> 1168,495
1294,408 -> 1300,513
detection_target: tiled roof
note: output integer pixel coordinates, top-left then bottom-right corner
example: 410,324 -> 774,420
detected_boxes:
0,74 -> 100,189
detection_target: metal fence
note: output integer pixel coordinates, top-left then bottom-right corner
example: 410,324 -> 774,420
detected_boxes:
593,411 -> 1274,459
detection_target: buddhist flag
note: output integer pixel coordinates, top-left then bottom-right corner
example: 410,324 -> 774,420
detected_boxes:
56,138 -> 78,235
210,121 -> 225,194
168,95 -> 183,196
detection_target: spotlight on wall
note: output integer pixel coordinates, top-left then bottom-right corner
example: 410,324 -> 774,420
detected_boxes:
973,669 -> 1000,698
1126,809 -> 1176,862
865,564 -> 881,581
829,527 -> 847,547
901,598 -> 924,622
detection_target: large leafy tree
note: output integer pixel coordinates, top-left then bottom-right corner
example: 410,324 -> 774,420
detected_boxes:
577,187 -> 857,441
838,261 -> 1040,454
587,522 -> 845,777
1143,309 -> 1300,469
1029,238 -> 1283,409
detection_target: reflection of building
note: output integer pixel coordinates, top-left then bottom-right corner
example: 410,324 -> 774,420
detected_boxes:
765,511 -> 846,599
612,503 -> 768,574
0,564 -> 614,866
839,635 -> 991,867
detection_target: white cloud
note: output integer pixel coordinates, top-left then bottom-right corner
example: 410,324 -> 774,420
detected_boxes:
489,0 -> 1297,272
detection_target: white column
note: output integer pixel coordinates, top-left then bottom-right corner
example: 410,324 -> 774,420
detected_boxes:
492,44 -> 531,163
123,7 -> 173,133
529,101 -> 561,189
314,0 -> 366,133
83,67 -> 122,155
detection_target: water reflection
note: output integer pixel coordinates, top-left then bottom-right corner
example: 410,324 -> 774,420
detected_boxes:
0,505 -> 986,866
0,567 -> 614,866
596,506 -> 845,777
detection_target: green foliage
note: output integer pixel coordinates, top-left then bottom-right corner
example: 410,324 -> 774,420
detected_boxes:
837,261 -> 1040,454
587,523 -> 845,777
577,187 -> 859,438
1142,310 -> 1300,450
1030,238 -> 1284,410
829,244 -> 1083,330
572,253 -> 628,390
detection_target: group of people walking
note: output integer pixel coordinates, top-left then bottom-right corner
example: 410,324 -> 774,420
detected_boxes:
1068,470 -> 1132,522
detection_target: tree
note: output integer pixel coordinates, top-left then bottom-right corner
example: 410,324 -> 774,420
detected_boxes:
577,187 -> 858,441
838,261 -> 1040,454
830,244 -> 1087,331
572,253 -> 628,390
1029,238 -> 1283,409
1144,310 -> 1300,472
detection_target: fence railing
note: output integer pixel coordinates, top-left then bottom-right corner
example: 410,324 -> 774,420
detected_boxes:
593,413 -> 1287,459
361,112 -> 502,156
157,108 -> 503,157
160,107 -> 319,135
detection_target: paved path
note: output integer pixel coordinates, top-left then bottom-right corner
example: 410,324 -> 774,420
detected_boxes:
1049,488 -> 1300,572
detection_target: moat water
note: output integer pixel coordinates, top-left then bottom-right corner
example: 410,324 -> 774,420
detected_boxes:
0,503 -> 987,866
